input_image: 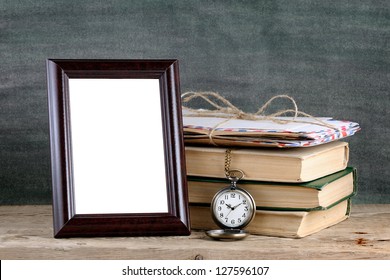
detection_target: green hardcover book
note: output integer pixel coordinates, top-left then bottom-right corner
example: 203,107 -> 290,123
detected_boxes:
188,167 -> 357,211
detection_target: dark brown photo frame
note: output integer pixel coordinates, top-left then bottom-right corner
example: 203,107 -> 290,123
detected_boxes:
46,59 -> 190,238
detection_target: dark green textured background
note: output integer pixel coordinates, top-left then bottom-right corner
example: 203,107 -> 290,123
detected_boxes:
1,0 -> 389,204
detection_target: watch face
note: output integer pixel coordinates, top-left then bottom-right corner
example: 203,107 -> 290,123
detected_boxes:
211,187 -> 256,229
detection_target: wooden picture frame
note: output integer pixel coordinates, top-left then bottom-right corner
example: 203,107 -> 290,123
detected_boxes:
46,59 -> 190,238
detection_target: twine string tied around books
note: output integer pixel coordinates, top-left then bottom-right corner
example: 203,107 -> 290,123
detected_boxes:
181,91 -> 339,146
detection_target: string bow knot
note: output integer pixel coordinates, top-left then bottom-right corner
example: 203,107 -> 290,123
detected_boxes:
181,91 -> 337,146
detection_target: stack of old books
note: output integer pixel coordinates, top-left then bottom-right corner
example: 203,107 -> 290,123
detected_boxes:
182,93 -> 360,238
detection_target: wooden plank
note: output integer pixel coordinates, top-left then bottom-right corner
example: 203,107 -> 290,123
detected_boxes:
0,205 -> 389,259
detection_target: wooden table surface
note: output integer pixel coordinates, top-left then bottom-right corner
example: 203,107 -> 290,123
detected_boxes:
0,204 -> 389,260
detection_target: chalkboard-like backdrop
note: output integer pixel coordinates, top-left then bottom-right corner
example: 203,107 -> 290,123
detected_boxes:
1,1 -> 389,204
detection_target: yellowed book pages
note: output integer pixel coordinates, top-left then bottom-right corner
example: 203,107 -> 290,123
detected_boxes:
190,199 -> 350,238
186,141 -> 349,182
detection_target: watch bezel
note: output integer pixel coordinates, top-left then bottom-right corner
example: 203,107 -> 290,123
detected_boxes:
210,186 -> 256,230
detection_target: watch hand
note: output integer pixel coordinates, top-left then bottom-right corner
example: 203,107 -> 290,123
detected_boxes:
231,203 -> 243,210
226,208 -> 233,218
224,203 -> 241,211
